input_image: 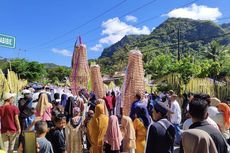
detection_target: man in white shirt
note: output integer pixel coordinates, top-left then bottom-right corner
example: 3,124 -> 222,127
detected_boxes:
183,116 -> 219,130
169,94 -> 182,145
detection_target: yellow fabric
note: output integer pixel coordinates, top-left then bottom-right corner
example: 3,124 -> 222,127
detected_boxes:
87,104 -> 109,153
133,118 -> 147,153
121,116 -> 136,152
36,93 -> 52,116
0,150 -> 6,153
96,99 -> 109,116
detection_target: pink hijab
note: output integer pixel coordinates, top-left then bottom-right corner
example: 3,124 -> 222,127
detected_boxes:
104,115 -> 123,151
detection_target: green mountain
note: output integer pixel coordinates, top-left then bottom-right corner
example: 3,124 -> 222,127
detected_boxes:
100,35 -> 146,58
43,63 -> 60,69
97,18 -> 230,74
221,23 -> 230,33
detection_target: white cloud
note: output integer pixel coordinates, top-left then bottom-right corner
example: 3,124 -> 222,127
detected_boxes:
166,4 -> 222,21
99,17 -> 150,44
90,44 -> 103,51
125,15 -> 137,22
51,48 -> 72,57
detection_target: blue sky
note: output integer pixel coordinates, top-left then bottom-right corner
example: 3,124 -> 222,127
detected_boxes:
0,0 -> 229,67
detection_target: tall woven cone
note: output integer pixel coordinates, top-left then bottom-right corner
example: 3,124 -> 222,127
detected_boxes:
70,42 -> 90,95
122,49 -> 145,116
90,65 -> 105,99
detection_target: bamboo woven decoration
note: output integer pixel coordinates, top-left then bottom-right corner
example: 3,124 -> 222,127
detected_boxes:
70,37 -> 90,95
122,49 -> 145,116
90,65 -> 105,99
0,69 -> 10,99
7,70 -> 19,93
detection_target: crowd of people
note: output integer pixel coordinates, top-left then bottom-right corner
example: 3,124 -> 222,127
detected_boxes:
0,85 -> 229,153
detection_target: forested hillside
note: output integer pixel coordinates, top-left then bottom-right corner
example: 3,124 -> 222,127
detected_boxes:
95,18 -> 230,82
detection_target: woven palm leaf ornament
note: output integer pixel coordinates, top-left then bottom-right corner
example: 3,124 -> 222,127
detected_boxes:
122,49 -> 145,115
90,64 -> 105,99
70,37 -> 90,95
0,69 -> 10,99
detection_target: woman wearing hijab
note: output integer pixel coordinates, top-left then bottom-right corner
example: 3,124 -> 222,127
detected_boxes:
36,93 -> 52,121
65,107 -> 83,153
60,94 -> 68,107
182,129 -> 218,153
75,97 -> 85,114
133,105 -> 151,153
96,99 -> 109,116
121,116 -> 136,153
217,103 -> 230,129
87,104 -> 109,153
104,115 -> 123,153
215,103 -> 230,140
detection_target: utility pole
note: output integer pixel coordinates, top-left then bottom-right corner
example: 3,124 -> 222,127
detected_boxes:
24,49 -> 27,59
177,27 -> 181,61
7,60 -> 12,71
177,23 -> 181,95
18,49 -> 20,58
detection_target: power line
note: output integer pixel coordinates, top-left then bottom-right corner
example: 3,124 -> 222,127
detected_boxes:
134,16 -> 230,44
33,0 -> 159,50
94,14 -> 230,51
32,0 -> 220,53
28,0 -> 128,50
80,0 -> 159,37
32,0 -> 200,51
35,14 -> 230,54
35,15 -> 230,56
218,16 -> 230,21
39,13 -> 159,51
141,32 -> 230,53
53,0 -> 197,51
78,0 -> 200,46
84,15 -> 160,45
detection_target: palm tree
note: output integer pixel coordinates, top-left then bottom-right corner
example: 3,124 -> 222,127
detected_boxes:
202,40 -> 229,96
202,40 -> 229,62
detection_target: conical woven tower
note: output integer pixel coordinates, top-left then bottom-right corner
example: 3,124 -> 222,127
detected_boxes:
90,64 -> 105,99
122,49 -> 145,115
70,37 -> 90,95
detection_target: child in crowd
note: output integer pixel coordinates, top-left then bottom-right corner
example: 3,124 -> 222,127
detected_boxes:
18,121 -> 53,153
47,114 -> 67,153
65,107 -> 83,153
35,121 -> 54,153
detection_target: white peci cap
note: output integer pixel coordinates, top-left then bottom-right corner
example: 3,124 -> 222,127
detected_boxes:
3,93 -> 16,101
22,89 -> 31,95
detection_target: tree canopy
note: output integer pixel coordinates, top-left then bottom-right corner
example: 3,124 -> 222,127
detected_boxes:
0,58 -> 70,83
